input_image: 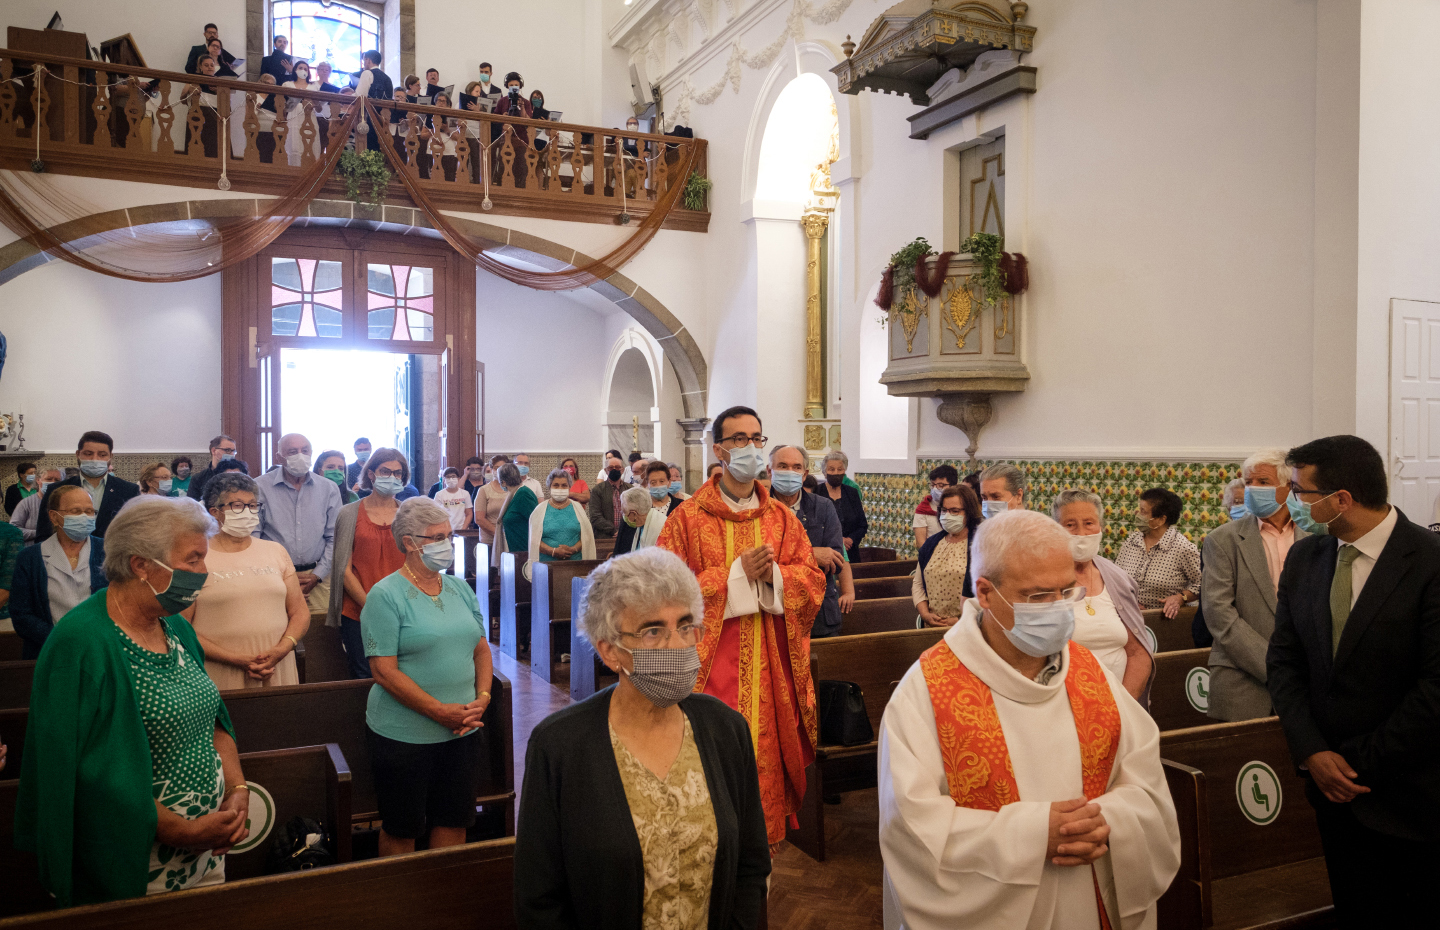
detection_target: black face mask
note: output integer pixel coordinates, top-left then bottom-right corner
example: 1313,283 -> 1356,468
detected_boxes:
608,469 -> 623,483
826,474 -> 844,488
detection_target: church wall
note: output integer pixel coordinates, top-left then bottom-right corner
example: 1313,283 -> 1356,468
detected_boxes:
1,1 -> 246,71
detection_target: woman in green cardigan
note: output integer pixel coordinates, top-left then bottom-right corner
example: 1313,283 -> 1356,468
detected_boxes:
16,496 -> 251,907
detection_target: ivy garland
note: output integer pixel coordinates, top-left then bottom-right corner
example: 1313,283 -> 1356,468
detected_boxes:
337,150 -> 392,207
682,171 -> 713,211
960,232 -> 1007,306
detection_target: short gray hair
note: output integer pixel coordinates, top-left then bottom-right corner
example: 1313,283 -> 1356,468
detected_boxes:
621,485 -> 651,514
104,496 -> 218,582
1051,488 -> 1104,532
1242,448 -> 1289,483
392,496 -> 451,550
498,463 -> 521,488
203,472 -> 258,511
1225,477 -> 1246,506
970,509 -> 1070,588
545,467 -> 570,488
768,444 -> 807,465
822,450 -> 849,470
979,463 -> 1026,496
579,547 -> 704,648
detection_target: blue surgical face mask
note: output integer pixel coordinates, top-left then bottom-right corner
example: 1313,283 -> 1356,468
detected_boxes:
771,469 -> 804,496
1229,504 -> 1249,521
669,480 -> 683,496
372,475 -> 405,497
79,459 -> 109,478
931,486 -> 944,506
1244,485 -> 1281,519
356,450 -> 371,464
517,465 -> 530,477
648,485 -> 670,500
22,473 -> 35,485
1287,491 -> 1337,536
61,514 -> 97,541
419,538 -> 454,572
981,500 -> 1008,520
725,445 -> 766,483
987,585 -> 1078,658
158,478 -> 174,494
146,560 -> 209,615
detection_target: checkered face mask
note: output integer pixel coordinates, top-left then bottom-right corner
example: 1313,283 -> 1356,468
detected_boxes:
618,644 -> 701,708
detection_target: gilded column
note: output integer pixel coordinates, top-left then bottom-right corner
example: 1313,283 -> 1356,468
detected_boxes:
801,211 -> 829,420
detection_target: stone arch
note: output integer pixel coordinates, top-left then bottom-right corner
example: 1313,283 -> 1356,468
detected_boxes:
0,196 -> 708,419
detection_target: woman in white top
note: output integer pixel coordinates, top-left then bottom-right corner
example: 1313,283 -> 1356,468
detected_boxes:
281,59 -> 322,165
1052,487 -> 1154,704
527,468 -> 596,578
419,91 -> 461,181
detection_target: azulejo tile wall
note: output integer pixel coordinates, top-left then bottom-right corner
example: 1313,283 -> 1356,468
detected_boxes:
854,458 -> 1245,560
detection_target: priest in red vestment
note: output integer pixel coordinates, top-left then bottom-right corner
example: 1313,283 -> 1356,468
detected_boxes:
658,406 -> 826,844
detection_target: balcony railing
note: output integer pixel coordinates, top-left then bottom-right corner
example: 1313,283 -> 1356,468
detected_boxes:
0,48 -> 709,232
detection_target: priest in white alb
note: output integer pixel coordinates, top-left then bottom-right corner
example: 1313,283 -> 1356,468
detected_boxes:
879,510 -> 1180,930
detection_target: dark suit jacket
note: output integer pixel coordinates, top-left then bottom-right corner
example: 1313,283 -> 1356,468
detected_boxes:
1266,509 -> 1440,840
515,689 -> 769,930
822,482 -> 868,563
35,475 -> 140,542
586,480 -> 625,537
185,43 -> 236,75
260,51 -> 293,83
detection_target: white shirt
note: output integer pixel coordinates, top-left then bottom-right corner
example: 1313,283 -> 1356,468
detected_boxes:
1340,505 -> 1398,608
41,533 -> 93,624
1072,589 -> 1130,683
717,482 -> 784,618
434,487 -> 472,531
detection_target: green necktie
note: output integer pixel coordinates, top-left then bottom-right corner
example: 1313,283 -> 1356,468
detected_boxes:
1330,545 -> 1360,656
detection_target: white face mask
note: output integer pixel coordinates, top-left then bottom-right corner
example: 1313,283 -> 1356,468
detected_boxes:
550,487 -> 571,503
284,453 -> 312,478
1068,532 -> 1102,563
221,508 -> 260,538
445,477 -> 460,490
939,513 -> 968,536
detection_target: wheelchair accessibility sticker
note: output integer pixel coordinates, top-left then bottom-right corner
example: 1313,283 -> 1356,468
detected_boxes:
1236,762 -> 1282,825
1185,667 -> 1210,714
228,782 -> 276,854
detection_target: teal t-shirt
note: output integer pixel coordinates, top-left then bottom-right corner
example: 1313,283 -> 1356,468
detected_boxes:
539,502 -> 581,561
168,477 -> 191,498
361,572 -> 485,744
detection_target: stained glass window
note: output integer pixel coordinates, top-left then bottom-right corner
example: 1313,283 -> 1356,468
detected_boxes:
271,257 -> 344,338
367,264 -> 434,341
272,0 -> 379,75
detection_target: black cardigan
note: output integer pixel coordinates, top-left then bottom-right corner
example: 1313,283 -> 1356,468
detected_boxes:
515,688 -> 770,930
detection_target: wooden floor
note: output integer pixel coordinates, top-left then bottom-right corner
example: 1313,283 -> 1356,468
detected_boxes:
498,650 -> 886,929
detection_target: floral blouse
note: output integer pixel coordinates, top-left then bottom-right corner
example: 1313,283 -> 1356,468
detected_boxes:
610,717 -> 719,930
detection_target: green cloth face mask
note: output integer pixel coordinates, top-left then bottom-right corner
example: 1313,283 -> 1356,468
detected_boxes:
324,468 -> 346,487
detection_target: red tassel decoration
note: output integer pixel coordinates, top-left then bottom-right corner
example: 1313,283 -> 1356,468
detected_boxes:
1000,252 -> 1029,294
915,251 -> 955,298
875,264 -> 895,311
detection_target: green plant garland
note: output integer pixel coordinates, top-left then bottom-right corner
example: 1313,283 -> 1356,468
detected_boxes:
682,171 -> 713,211
337,150 -> 392,207
960,232 -> 1006,305
888,237 -> 933,290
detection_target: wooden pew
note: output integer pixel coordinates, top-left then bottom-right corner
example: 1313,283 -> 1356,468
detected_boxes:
843,596 -> 916,635
0,707 -> 28,779
0,631 -> 22,661
0,661 -> 36,710
529,559 -> 604,684
1150,648 -> 1213,732
1142,606 -> 1199,654
850,559 -> 918,580
569,577 -> 623,703
297,617 -> 352,685
787,627 -> 945,861
0,837 -> 518,929
499,552 -> 531,660
222,674 -> 516,836
856,546 -> 897,562
1,743 -> 354,917
1158,718 -> 1332,930
852,575 -> 912,600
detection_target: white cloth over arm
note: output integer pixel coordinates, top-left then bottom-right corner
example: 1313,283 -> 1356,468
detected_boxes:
878,606 -> 1180,930
718,489 -> 784,618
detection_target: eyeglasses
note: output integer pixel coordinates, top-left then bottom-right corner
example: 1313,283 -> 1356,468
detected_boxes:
1287,484 -> 1336,500
217,501 -> 262,514
217,447 -> 238,456
374,466 -> 404,479
620,623 -> 702,648
719,434 -> 768,449
411,532 -> 454,544
988,584 -> 1086,605
939,508 -> 968,516
54,507 -> 97,517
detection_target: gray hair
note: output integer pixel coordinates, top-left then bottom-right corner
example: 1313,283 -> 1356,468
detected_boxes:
104,496 -> 218,582
392,496 -> 451,550
979,463 -> 1026,496
1225,477 -> 1246,506
545,467 -> 570,488
1051,488 -> 1105,532
498,463 -> 522,488
768,444 -> 807,465
1242,448 -> 1289,483
621,485 -> 651,514
203,472 -> 259,511
579,547 -> 704,648
822,450 -> 849,470
970,509 -> 1070,588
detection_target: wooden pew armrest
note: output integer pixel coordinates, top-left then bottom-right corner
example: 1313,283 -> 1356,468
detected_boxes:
323,742 -> 353,863
1159,758 -> 1210,930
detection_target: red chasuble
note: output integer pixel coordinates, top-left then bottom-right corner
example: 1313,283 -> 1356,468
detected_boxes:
658,476 -> 826,843
920,639 -> 1121,929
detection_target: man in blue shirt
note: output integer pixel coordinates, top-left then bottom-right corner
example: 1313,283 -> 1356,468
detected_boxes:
768,444 -> 854,637
255,432 -> 342,611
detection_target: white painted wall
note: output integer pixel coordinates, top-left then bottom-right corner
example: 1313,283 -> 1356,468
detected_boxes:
0,260 -> 222,452
1,1 -> 245,71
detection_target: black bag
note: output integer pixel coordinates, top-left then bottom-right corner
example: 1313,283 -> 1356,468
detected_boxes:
817,680 -> 875,747
268,816 -> 334,873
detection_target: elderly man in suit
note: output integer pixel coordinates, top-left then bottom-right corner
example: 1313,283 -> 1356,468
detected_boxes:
1267,435 -> 1440,927
1202,449 -> 1308,720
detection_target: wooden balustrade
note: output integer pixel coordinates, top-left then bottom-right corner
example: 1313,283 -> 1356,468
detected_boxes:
0,48 -> 709,232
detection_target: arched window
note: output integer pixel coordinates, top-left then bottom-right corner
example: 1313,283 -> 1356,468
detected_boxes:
272,0 -> 380,74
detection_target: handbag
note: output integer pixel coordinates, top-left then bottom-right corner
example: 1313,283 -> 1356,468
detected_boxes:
268,816 -> 334,873
817,680 -> 875,747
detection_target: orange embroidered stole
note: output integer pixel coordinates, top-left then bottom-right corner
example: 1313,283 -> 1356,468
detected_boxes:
920,639 -> 1121,930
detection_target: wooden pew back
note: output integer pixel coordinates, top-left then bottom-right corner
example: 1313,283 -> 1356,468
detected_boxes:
1142,606 -> 1198,653
0,631 -> 22,661
842,596 -> 916,635
811,628 -> 945,738
220,744 -> 353,881
298,618 -> 351,685
0,778 -> 46,917
852,575 -> 912,600
567,577 -> 621,703
0,661 -> 36,710
1150,648 -> 1212,732
856,547 -> 897,562
849,559 -> 917,580
0,838 -> 518,930
0,707 -> 28,779
530,559 -> 604,682
499,552 -> 531,659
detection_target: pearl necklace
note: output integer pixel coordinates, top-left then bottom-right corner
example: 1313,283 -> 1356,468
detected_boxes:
403,564 -> 442,605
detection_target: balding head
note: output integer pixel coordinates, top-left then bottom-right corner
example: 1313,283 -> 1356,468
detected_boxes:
971,510 -> 1073,589
278,433 -> 312,458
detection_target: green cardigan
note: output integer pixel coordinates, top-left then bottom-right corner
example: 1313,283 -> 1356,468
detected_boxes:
14,590 -> 235,907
